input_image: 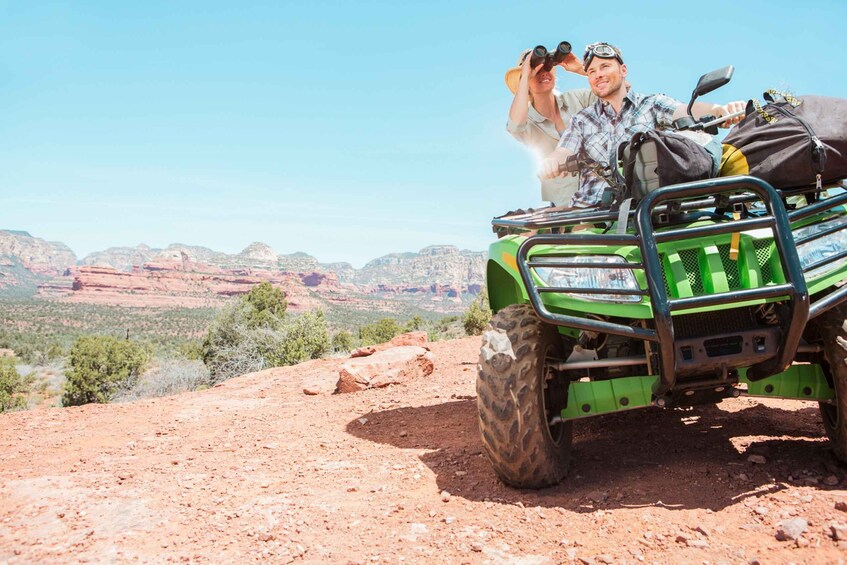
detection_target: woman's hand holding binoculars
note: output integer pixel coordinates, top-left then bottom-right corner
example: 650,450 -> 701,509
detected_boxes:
519,49 -> 543,81
520,41 -> 585,80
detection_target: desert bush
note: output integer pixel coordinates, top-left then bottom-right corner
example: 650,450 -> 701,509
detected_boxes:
203,317 -> 330,383
243,281 -> 287,329
463,290 -> 492,336
358,317 -> 402,346
203,327 -> 265,383
62,335 -> 151,406
201,283 -> 329,383
113,359 -> 211,401
331,330 -> 354,353
176,339 -> 204,360
24,362 -> 66,408
428,315 -> 463,341
404,315 -> 425,332
276,310 -> 329,364
0,357 -> 30,412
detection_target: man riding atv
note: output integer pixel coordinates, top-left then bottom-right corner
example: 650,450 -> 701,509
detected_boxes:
539,42 -> 744,208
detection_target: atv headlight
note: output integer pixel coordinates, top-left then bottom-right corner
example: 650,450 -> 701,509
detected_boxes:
533,255 -> 642,303
793,215 -> 847,280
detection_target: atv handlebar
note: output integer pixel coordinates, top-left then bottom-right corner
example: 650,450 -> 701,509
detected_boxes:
675,110 -> 746,134
558,154 -> 583,174
699,110 -> 745,129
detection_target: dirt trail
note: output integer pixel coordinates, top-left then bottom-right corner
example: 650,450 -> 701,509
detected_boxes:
2,336 -> 847,563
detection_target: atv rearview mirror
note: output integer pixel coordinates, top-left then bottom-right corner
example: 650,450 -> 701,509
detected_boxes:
686,65 -> 735,118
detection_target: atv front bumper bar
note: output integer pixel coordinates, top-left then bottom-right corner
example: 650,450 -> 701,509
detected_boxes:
517,176 -> 847,397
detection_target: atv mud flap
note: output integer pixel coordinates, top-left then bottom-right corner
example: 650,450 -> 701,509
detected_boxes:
518,176 -> 847,397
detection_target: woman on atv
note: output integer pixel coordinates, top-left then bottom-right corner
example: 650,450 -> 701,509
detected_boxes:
505,46 -> 596,207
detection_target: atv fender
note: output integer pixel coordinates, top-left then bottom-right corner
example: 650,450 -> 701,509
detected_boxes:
486,236 -> 528,312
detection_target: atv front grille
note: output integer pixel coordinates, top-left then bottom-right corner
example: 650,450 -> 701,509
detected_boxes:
661,239 -> 777,299
718,244 -> 741,289
753,239 -> 774,283
677,248 -> 704,294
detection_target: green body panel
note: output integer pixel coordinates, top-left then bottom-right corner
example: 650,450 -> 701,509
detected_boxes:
560,364 -> 834,420
561,376 -> 655,419
486,237 -> 528,312
738,364 -> 834,400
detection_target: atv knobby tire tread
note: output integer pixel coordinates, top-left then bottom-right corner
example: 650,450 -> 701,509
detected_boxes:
809,303 -> 847,461
476,304 -> 571,488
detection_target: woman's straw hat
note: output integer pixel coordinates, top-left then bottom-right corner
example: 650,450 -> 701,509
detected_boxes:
504,50 -> 532,95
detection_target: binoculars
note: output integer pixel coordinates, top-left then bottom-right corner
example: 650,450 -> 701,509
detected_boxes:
529,41 -> 572,71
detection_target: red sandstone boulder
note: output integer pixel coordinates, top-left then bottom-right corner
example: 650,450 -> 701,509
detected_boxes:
336,346 -> 435,393
350,346 -> 377,358
349,332 -> 430,359
388,331 -> 429,349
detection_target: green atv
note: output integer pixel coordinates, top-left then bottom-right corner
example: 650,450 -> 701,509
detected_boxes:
477,68 -> 847,489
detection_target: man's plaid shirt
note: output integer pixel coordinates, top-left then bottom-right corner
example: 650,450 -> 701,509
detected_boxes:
558,90 -> 681,207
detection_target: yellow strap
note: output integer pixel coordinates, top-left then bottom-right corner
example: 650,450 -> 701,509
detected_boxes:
765,89 -> 802,107
752,99 -> 778,123
729,212 -> 741,261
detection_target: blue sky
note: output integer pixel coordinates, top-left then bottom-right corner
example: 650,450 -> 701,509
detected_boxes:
1,0 -> 846,266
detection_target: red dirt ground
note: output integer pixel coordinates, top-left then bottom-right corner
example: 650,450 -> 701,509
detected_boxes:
2,336 -> 847,563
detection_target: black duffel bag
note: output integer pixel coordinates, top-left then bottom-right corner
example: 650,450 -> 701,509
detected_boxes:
619,129 -> 721,200
721,91 -> 847,189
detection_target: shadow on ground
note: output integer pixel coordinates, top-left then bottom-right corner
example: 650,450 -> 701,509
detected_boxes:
346,397 -> 845,512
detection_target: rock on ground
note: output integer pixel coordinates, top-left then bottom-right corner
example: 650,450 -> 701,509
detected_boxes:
336,346 -> 435,393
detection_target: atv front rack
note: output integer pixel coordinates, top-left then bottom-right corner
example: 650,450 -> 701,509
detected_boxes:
514,176 -> 847,397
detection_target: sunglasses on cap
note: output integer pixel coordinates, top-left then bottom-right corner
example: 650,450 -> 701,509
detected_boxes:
583,42 -> 623,70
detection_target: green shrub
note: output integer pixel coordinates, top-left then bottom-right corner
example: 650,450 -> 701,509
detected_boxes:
176,339 -> 204,360
0,357 -> 29,412
463,290 -> 492,336
274,310 -> 329,364
243,281 -> 287,329
331,330 -> 354,353
404,315 -> 425,332
428,315 -> 463,341
201,283 -> 329,383
62,336 -> 151,406
358,318 -> 402,346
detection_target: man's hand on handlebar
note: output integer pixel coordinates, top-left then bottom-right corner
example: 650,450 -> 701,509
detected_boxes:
715,101 -> 746,128
539,156 -> 566,179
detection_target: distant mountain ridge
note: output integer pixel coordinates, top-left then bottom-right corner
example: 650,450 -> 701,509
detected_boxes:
0,230 -> 77,291
79,241 -> 484,289
0,230 -> 76,272
0,230 -> 486,312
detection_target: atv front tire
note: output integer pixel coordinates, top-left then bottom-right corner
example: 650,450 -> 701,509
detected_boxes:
810,304 -> 847,461
476,304 -> 572,489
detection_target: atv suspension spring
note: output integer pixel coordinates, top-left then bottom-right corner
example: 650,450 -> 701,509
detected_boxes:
756,303 -> 780,325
